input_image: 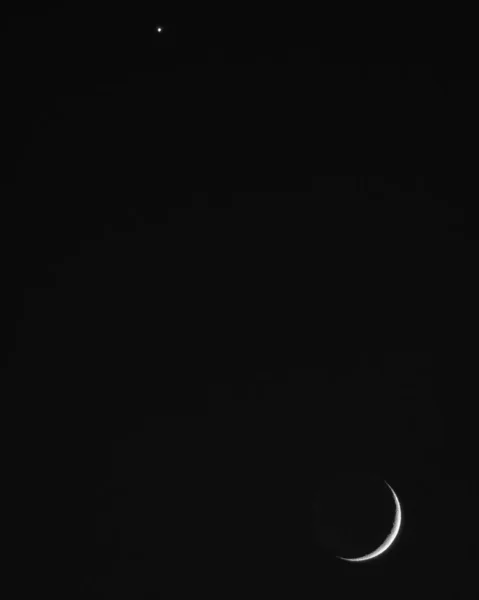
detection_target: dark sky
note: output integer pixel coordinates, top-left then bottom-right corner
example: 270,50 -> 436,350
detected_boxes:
0,3 -> 476,598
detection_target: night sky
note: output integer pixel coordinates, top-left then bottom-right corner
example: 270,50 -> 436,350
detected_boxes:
0,2 -> 476,598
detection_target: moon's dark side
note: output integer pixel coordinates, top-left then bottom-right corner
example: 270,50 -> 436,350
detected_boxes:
313,475 -> 394,557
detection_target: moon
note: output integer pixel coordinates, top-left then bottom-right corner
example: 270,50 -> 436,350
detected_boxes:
337,481 -> 402,562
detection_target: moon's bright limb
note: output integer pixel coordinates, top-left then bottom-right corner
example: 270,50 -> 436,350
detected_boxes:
337,481 -> 402,562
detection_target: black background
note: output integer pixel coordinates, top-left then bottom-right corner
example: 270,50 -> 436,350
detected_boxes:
0,2 -> 476,598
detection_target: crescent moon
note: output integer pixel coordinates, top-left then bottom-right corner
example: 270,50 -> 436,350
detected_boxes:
337,481 -> 402,562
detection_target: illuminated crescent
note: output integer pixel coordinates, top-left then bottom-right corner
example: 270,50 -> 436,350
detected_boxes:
337,481 -> 402,562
